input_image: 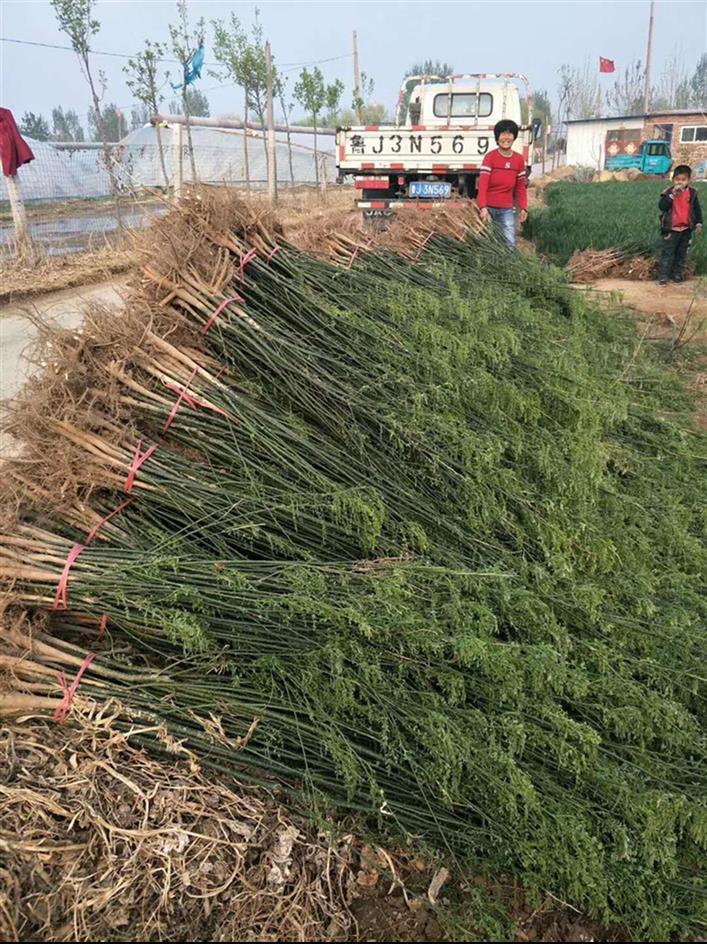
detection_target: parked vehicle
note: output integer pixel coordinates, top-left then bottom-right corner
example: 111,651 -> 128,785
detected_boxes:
336,73 -> 541,216
605,138 -> 672,176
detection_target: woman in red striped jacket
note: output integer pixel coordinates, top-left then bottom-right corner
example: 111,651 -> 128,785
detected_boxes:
476,119 -> 528,249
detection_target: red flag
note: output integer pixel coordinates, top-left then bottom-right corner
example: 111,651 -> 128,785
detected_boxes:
599,57 -> 615,73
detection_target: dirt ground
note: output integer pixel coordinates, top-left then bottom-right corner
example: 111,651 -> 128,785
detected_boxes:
578,276 -> 707,324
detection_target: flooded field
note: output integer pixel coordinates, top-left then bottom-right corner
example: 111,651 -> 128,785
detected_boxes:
0,199 -> 167,255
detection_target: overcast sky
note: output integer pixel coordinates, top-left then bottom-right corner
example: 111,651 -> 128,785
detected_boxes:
0,0 -> 705,126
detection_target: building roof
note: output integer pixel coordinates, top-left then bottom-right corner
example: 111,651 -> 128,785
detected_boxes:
566,110 -> 706,125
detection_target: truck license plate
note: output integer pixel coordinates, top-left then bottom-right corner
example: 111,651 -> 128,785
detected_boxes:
409,181 -> 452,198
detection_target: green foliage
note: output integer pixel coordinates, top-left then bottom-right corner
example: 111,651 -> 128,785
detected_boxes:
31,231 -> 707,938
19,112 -> 51,141
50,0 -> 99,58
325,78 -> 345,126
167,88 -> 210,117
293,67 -> 327,128
211,9 -> 272,126
88,102 -> 126,142
400,59 -> 454,122
51,106 -> 84,142
124,40 -> 168,114
528,180 -> 707,274
533,89 -> 552,128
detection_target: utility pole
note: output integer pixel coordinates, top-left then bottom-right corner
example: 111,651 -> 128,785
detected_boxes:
353,30 -> 362,123
265,41 -> 277,203
643,0 -> 655,114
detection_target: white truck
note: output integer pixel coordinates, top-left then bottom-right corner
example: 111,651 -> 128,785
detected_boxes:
336,73 -> 541,215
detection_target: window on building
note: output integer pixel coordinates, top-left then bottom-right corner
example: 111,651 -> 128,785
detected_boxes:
606,128 -> 641,142
680,126 -> 707,143
433,93 -> 493,118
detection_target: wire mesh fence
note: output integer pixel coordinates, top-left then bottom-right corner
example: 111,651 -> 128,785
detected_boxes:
1,124 -> 338,258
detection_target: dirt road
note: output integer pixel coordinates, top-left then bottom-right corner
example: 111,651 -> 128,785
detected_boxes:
576,277 -> 707,331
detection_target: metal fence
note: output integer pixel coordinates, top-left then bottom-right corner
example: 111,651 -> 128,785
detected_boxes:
1,124 -> 337,258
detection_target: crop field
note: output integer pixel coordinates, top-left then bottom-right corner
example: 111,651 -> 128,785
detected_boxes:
529,181 -> 707,275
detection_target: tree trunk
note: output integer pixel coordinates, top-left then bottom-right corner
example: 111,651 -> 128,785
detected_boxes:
279,90 -> 295,187
262,118 -> 269,179
243,88 -> 251,192
313,117 -> 319,188
83,55 -> 123,226
154,120 -> 170,189
181,85 -> 197,181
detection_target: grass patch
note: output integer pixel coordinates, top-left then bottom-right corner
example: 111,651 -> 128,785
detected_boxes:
528,181 -> 707,274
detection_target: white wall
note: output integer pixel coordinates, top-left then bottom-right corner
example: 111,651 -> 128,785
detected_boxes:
566,118 -> 644,168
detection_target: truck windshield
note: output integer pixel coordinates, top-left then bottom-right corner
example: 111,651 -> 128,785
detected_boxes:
646,144 -> 668,155
433,93 -> 493,118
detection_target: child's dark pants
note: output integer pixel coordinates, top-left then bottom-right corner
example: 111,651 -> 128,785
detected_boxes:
658,229 -> 691,280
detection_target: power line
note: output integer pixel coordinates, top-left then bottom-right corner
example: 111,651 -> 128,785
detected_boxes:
2,34 -> 353,125
280,53 -> 353,71
0,35 -> 352,71
0,35 -> 179,61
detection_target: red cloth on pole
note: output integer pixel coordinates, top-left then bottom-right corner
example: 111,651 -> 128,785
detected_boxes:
0,108 -> 34,177
599,57 -> 616,74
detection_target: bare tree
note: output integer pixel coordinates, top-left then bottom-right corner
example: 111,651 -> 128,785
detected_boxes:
652,47 -> 690,110
606,60 -> 645,116
560,59 -> 601,120
125,40 -> 170,188
168,0 -> 204,182
50,0 -> 122,218
688,53 -> 707,107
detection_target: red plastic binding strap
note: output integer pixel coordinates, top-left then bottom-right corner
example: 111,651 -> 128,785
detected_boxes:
85,499 -> 133,546
201,294 -> 244,336
163,370 -> 231,430
421,230 -> 436,247
237,248 -> 258,283
52,542 -> 85,611
266,243 -> 280,262
98,615 -> 108,640
125,439 -> 157,493
54,652 -> 96,723
163,365 -> 199,431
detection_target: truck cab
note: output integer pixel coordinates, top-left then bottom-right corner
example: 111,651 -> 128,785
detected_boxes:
405,77 -> 523,132
336,73 -> 539,213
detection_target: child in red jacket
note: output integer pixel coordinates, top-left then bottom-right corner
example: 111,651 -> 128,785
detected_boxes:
657,164 -> 703,284
476,119 -> 528,249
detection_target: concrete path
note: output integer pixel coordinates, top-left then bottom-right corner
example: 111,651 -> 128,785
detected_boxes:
0,279 -> 126,456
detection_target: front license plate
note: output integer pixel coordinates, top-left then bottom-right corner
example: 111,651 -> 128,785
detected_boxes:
409,181 -> 452,198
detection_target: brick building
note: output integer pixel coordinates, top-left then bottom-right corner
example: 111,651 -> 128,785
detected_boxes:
565,110 -> 707,177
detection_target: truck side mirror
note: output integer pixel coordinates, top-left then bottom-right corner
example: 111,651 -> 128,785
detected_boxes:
532,117 -> 543,141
